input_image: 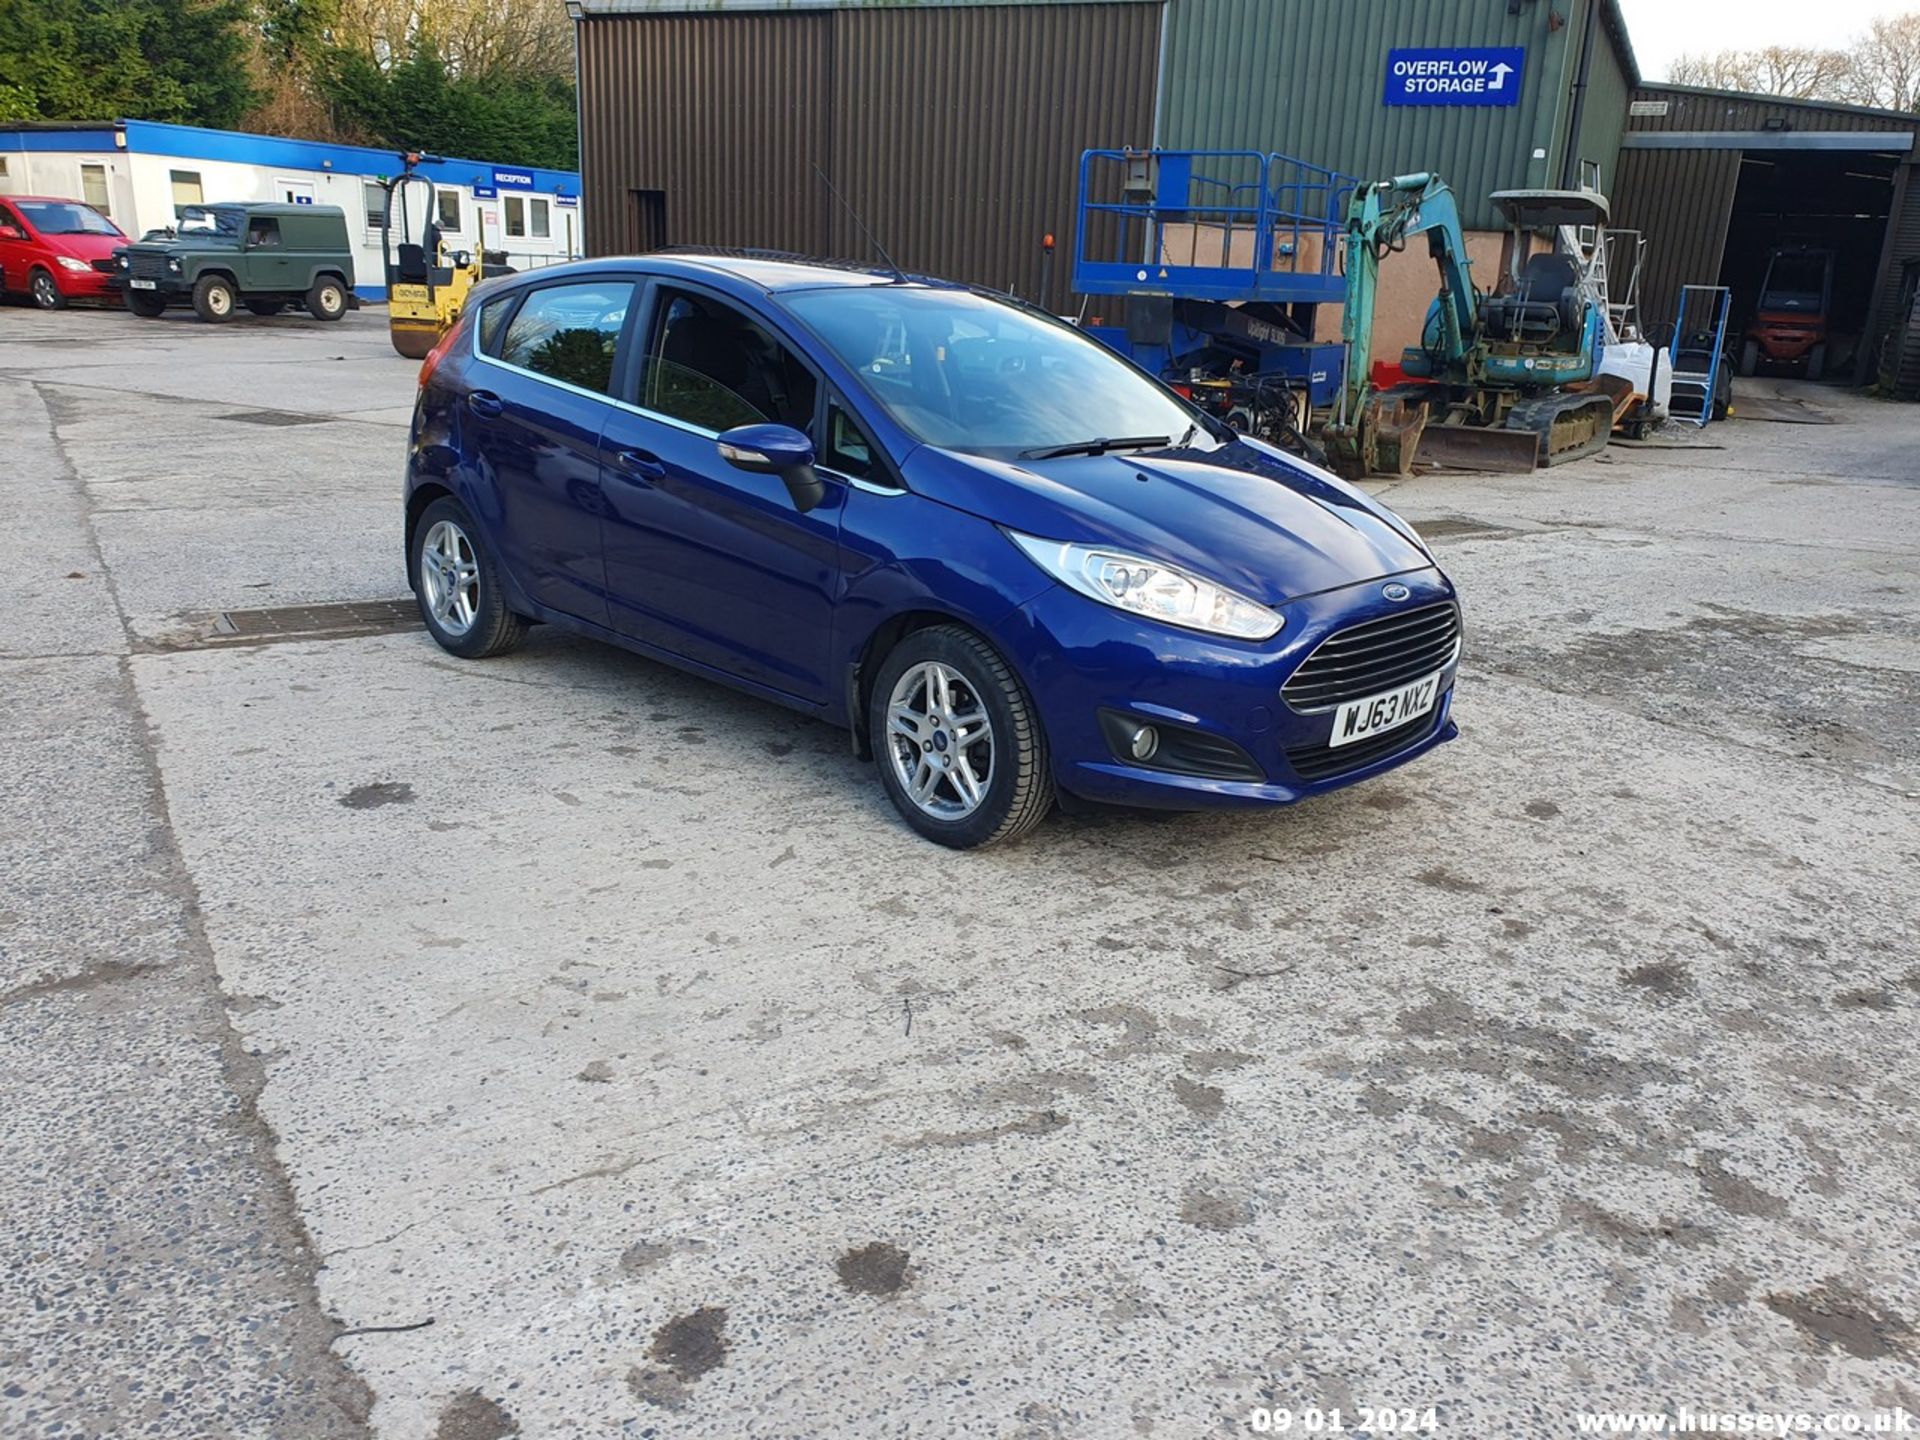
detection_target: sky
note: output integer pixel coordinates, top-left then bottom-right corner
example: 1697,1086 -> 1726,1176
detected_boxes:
1615,0 -> 1909,78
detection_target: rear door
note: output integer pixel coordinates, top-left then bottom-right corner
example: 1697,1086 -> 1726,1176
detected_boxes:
464,278 -> 636,624
595,280 -> 844,704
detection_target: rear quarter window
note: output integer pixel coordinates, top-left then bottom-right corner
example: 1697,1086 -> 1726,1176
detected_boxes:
494,282 -> 632,395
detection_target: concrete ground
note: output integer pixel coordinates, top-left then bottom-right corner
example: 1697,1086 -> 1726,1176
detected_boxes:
2,302 -> 1916,1440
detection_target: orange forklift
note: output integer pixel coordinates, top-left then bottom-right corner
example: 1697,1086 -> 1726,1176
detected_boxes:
1739,247 -> 1834,380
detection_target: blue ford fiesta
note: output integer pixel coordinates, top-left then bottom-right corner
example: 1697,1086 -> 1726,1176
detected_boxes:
404,252 -> 1460,848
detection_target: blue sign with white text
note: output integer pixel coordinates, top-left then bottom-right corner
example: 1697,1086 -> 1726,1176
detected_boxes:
491,168 -> 535,191
472,184 -> 498,199
1384,47 -> 1525,106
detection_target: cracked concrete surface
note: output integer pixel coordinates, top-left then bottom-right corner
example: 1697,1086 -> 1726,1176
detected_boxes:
2,305 -> 1917,1437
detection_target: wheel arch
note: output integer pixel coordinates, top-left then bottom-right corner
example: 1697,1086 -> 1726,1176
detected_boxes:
404,481 -> 457,575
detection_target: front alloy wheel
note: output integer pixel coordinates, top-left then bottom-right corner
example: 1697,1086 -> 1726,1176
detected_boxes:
30,270 -> 65,310
868,625 -> 1052,849
886,661 -> 996,820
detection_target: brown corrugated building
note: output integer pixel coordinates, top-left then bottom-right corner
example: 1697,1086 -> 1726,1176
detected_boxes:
567,0 -> 1920,389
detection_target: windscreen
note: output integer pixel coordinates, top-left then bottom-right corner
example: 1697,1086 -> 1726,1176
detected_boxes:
15,201 -> 122,237
784,286 -> 1208,459
1761,255 -> 1827,312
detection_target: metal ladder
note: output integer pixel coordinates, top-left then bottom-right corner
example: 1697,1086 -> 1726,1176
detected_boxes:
1668,284 -> 1732,425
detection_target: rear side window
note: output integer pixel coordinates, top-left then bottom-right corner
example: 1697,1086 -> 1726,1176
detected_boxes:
496,282 -> 632,396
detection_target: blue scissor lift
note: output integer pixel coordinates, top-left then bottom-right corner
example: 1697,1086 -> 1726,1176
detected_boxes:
1072,149 -> 1358,444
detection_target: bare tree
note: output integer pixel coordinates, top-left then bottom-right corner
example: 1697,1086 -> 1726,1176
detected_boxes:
1668,13 -> 1920,111
1843,13 -> 1920,110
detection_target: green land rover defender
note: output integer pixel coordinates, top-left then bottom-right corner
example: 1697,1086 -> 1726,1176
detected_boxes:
118,203 -> 356,323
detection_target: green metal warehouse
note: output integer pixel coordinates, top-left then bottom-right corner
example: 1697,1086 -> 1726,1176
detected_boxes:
568,0 -> 1920,383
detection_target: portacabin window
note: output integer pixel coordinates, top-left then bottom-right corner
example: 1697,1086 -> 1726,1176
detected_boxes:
436,190 -> 460,233
496,282 -> 631,396
169,170 -> 204,210
80,163 -> 110,216
529,197 -> 550,239
504,195 -> 525,239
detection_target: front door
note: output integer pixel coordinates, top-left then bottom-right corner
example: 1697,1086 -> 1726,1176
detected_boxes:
466,278 -> 636,624
597,282 -> 842,705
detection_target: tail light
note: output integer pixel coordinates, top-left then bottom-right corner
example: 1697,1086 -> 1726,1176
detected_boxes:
418,312 -> 467,389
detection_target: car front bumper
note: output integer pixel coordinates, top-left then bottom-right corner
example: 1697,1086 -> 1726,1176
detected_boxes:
1009,566 -> 1461,810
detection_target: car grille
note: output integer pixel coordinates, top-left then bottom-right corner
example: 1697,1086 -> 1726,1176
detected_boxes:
1280,601 -> 1460,713
1284,711 -> 1441,782
128,251 -> 170,281
91,257 -> 119,274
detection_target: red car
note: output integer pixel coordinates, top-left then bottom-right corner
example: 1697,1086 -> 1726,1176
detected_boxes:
0,195 -> 129,309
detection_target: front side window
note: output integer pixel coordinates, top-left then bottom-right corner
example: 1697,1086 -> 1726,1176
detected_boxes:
505,196 -> 525,238
639,289 -> 817,435
80,163 -> 110,215
496,282 -> 631,395
824,402 -> 880,481
14,201 -> 122,237
784,286 -> 1206,460
247,217 -> 281,248
170,170 -> 203,209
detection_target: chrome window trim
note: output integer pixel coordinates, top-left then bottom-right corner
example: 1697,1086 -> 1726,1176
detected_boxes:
467,296 -> 906,498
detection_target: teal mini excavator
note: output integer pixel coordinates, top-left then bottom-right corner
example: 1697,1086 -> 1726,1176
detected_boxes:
1326,172 -> 1618,475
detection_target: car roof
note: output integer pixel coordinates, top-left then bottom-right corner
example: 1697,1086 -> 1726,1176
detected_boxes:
10,195 -> 105,206
529,250 -> 970,296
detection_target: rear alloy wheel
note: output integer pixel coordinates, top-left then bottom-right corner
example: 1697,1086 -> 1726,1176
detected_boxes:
306,277 -> 347,321
126,291 -> 167,318
411,496 -> 527,659
192,274 -> 235,323
29,269 -> 65,310
869,625 -> 1052,849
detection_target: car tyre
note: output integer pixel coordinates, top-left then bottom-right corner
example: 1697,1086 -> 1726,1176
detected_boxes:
1739,339 -> 1758,377
192,274 -> 235,323
411,496 -> 528,659
246,299 -> 285,317
29,268 -> 66,310
868,624 -> 1052,849
1807,344 -> 1826,382
306,276 -> 348,321
126,291 -> 167,318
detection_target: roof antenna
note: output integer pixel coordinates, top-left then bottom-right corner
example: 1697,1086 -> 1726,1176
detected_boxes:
812,162 -> 906,283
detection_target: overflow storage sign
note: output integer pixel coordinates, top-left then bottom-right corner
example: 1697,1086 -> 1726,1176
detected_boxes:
1384,47 -> 1524,107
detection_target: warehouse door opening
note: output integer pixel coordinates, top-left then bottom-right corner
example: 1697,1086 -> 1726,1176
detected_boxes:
629,190 -> 667,254
1716,148 -> 1901,382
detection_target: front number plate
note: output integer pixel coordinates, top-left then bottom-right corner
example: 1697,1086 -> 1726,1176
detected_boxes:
129,278 -> 157,290
1328,670 -> 1443,748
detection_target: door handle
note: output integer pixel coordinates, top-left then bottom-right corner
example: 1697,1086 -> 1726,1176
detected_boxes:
613,448 -> 666,481
466,391 -> 504,418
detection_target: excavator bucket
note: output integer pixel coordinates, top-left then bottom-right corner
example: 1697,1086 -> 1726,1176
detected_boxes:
1412,422 -> 1542,474
1362,395 -> 1428,476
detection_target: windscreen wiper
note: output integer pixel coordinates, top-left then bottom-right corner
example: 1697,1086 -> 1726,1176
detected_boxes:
1020,435 -> 1172,460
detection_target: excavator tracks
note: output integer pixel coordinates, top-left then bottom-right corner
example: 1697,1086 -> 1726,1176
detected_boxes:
1504,391 -> 1617,467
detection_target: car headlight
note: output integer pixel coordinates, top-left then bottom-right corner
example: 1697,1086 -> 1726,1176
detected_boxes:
1007,530 -> 1283,641
167,257 -> 182,273
116,254 -> 130,270
57,255 -> 92,272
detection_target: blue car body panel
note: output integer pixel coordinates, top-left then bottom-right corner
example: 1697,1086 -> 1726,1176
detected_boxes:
404,254 -> 1460,811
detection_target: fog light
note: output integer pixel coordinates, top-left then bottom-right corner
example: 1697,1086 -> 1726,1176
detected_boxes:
1128,724 -> 1159,761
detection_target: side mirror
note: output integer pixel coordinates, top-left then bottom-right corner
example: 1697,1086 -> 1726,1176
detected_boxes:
717,423 -> 824,513
0,225 -> 23,241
